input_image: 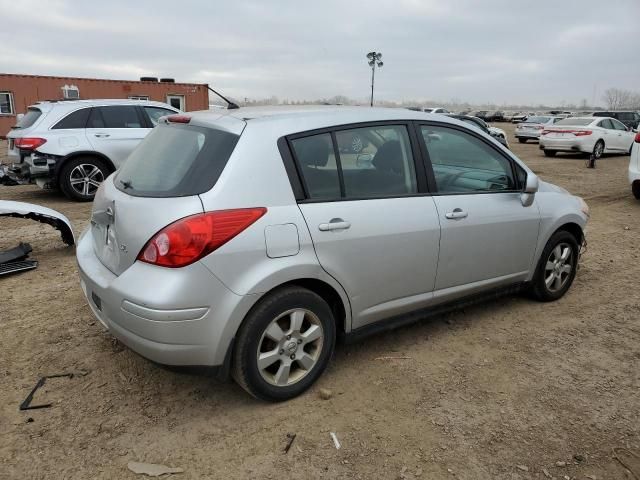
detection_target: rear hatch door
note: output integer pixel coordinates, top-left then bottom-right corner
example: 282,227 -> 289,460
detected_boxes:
90,115 -> 244,276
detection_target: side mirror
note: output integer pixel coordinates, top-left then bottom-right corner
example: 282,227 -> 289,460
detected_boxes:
521,173 -> 539,207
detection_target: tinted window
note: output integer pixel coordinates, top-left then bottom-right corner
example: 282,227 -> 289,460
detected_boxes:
592,112 -> 609,117
421,125 -> 516,194
617,113 -> 633,121
291,134 -> 340,200
611,119 -> 627,131
90,106 -> 142,128
15,108 -> 42,128
115,124 -> 239,197
555,118 -> 593,126
335,125 -> 417,198
144,106 -> 176,126
52,108 -> 90,129
598,119 -> 614,129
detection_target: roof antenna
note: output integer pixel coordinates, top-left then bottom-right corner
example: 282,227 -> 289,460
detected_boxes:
207,85 -> 239,109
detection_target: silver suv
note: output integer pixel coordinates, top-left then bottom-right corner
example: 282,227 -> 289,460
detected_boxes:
6,99 -> 179,201
77,107 -> 589,401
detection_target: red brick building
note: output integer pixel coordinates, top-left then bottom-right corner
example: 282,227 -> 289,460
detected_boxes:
0,73 -> 210,136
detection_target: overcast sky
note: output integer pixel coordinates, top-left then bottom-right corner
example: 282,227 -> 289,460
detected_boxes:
1,0 -> 638,106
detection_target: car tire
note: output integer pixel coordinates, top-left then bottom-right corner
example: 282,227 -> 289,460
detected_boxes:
632,182 -> 640,200
530,230 -> 579,302
592,140 -> 604,160
232,286 -> 336,402
518,138 -> 527,143
59,156 -> 109,201
543,150 -> 557,157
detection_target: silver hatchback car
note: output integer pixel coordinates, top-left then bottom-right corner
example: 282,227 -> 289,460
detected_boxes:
77,107 -> 589,401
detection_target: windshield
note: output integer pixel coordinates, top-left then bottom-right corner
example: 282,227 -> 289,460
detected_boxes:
554,118 -> 593,126
115,123 -> 239,197
524,116 -> 551,124
14,108 -> 42,129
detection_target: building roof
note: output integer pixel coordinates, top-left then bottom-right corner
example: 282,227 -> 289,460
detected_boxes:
0,72 -> 207,87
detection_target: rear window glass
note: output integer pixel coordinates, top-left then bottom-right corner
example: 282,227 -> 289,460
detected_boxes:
525,116 -> 551,123
15,108 -> 42,129
52,108 -> 90,129
554,118 -> 593,126
115,124 -> 239,197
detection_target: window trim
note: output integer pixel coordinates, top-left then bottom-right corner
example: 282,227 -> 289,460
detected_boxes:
166,94 -> 185,111
281,120 -> 429,203
415,121 -> 524,196
0,91 -> 15,115
128,95 -> 150,101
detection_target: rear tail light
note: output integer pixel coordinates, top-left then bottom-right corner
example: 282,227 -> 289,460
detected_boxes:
573,130 -> 592,137
166,115 -> 191,124
15,137 -> 47,150
138,208 -> 267,268
635,132 -> 640,143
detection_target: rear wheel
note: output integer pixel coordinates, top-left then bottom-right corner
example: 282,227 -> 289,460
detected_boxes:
530,230 -> 579,302
592,140 -> 604,159
518,138 -> 527,144
232,286 -> 336,401
632,181 -> 640,200
543,150 -> 557,157
59,156 -> 109,201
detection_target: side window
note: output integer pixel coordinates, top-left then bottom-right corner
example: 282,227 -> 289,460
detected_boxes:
552,117 -> 562,123
96,106 -> 142,128
421,125 -> 516,194
334,125 -> 417,198
52,108 -> 90,129
290,134 -> 340,200
144,106 -> 176,126
598,119 -> 613,129
611,119 -> 627,131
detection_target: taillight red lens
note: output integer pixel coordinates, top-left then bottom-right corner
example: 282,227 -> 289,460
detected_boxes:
167,115 -> 191,124
635,132 -> 640,143
15,137 -> 47,150
573,130 -> 592,137
138,208 -> 267,268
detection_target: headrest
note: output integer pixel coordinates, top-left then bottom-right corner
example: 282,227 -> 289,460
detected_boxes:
372,140 -> 403,174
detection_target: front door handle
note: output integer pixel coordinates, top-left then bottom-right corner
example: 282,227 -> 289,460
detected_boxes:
318,219 -> 351,231
445,208 -> 468,220
94,133 -> 111,138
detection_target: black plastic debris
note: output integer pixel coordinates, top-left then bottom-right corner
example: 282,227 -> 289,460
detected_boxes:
0,242 -> 32,264
19,373 -> 75,410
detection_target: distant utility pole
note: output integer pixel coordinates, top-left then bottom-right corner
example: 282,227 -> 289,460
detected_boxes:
367,51 -> 383,107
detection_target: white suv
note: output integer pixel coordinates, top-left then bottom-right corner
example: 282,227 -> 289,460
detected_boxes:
6,99 -> 180,201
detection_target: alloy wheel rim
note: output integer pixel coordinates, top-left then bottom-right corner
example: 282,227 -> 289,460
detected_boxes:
70,164 -> 104,196
256,308 -> 324,387
544,242 -> 573,293
594,143 -> 603,158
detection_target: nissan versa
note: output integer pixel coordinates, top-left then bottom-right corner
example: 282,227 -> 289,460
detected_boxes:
77,107 -> 589,401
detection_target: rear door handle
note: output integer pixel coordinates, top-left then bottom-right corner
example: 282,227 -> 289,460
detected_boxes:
318,219 -> 351,231
94,133 -> 110,138
445,208 -> 468,220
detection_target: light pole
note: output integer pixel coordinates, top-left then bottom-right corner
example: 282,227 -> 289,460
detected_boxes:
367,51 -> 383,107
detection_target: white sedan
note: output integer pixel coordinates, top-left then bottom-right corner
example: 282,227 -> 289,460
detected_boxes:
539,117 -> 635,159
629,133 -> 640,199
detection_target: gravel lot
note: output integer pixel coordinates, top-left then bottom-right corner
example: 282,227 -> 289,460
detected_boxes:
1,124 -> 639,480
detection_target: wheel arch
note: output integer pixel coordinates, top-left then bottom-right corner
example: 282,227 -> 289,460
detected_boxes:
555,222 -> 584,245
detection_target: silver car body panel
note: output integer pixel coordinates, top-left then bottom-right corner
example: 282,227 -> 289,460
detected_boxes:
77,106 -> 588,367
0,200 -> 75,245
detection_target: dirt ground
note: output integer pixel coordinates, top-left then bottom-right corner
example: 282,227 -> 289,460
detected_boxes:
1,124 -> 639,480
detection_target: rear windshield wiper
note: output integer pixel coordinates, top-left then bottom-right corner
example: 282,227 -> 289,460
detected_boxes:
119,179 -> 133,189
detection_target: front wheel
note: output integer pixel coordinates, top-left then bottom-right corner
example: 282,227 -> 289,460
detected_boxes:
530,231 -> 579,302
543,150 -> 557,157
232,286 -> 336,401
59,156 -> 109,201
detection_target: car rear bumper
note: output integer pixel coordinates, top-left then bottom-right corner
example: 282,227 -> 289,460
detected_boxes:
76,228 -> 251,366
515,130 -> 542,139
539,137 -> 592,153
